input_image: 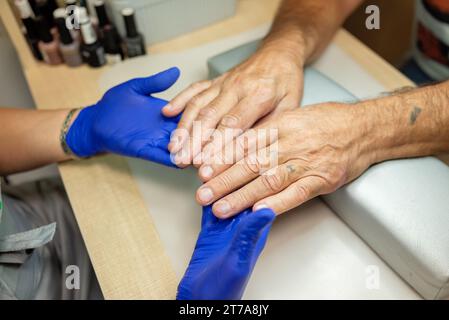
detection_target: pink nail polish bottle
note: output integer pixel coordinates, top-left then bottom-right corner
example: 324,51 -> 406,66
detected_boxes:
36,16 -> 63,65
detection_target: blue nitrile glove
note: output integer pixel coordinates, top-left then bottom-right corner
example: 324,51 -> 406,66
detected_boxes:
66,67 -> 181,167
177,206 -> 276,300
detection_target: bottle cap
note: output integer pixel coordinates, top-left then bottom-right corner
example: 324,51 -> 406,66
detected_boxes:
35,0 -> 55,27
78,7 -> 89,24
103,28 -> 121,55
94,0 -> 110,27
36,16 -> 53,43
65,0 -> 77,6
14,0 -> 35,19
53,7 -> 66,19
122,8 -> 138,38
55,16 -> 74,45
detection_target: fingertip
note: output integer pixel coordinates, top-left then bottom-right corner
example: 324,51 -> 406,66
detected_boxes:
169,66 -> 181,77
253,205 -> 276,220
160,66 -> 181,81
212,203 -> 229,220
199,165 -> 214,181
162,104 -> 183,117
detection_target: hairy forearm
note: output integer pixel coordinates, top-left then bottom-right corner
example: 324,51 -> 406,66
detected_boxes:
356,82 -> 449,164
0,108 -> 73,175
261,0 -> 362,64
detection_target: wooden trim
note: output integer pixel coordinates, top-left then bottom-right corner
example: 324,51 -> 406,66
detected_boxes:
0,1 -> 178,299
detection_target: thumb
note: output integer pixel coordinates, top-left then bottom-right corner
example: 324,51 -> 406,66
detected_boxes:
230,208 -> 276,266
132,67 -> 180,95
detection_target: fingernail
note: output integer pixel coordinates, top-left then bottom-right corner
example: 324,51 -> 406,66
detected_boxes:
198,187 -> 213,203
174,152 -> 186,166
170,134 -> 185,151
164,103 -> 174,111
200,166 -> 213,179
215,200 -> 231,215
254,204 -> 268,211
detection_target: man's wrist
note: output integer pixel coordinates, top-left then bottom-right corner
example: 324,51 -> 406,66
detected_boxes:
260,30 -> 308,68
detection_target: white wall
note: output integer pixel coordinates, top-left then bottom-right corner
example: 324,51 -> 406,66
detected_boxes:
0,17 -> 35,109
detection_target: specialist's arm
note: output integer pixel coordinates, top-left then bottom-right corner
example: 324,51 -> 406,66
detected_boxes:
0,67 -> 181,176
0,108 -> 72,175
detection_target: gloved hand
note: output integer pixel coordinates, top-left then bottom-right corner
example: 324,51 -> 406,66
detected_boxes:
66,67 -> 181,167
177,205 -> 276,300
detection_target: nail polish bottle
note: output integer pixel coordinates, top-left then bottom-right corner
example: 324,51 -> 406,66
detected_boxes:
36,16 -> 63,65
103,28 -> 124,65
78,0 -> 100,34
55,5 -> 81,44
14,0 -> 43,61
94,0 -> 123,63
54,10 -> 83,67
64,0 -> 77,7
122,8 -> 146,58
94,0 -> 111,35
35,0 -> 57,33
79,7 -> 106,67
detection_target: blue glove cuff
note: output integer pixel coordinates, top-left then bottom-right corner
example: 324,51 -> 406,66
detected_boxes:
66,105 -> 101,158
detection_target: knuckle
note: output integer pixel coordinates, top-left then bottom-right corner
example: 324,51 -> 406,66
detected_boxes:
215,173 -> 234,192
261,169 -> 287,192
213,151 -> 227,166
177,119 -> 190,129
198,105 -> 218,120
243,154 -> 261,175
293,184 -> 310,202
221,113 -> 242,128
236,136 -> 249,156
229,191 -> 250,207
187,95 -> 203,109
190,81 -> 208,91
325,166 -> 347,190
253,82 -> 275,97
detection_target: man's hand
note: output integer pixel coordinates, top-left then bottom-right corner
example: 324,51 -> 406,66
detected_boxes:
164,48 -> 304,168
66,67 -> 181,167
162,0 -> 363,170
177,206 -> 275,300
195,102 -> 378,217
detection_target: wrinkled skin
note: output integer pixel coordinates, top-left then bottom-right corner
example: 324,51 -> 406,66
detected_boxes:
163,49 -> 304,168
195,102 -> 378,217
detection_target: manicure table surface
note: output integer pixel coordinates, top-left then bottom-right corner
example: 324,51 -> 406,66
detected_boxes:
2,0 -> 448,299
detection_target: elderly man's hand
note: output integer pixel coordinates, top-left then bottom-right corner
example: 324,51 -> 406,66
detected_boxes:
195,102 -> 380,217
163,47 -> 304,168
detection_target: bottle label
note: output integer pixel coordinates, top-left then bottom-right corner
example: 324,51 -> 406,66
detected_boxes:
81,22 -> 97,45
127,43 -> 145,58
106,54 -> 122,65
96,47 -> 106,65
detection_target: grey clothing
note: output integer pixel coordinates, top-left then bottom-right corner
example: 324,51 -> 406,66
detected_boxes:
0,178 -> 103,300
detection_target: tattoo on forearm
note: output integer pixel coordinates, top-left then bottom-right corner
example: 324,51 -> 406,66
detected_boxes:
287,164 -> 296,173
381,86 -> 415,97
410,106 -> 422,125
